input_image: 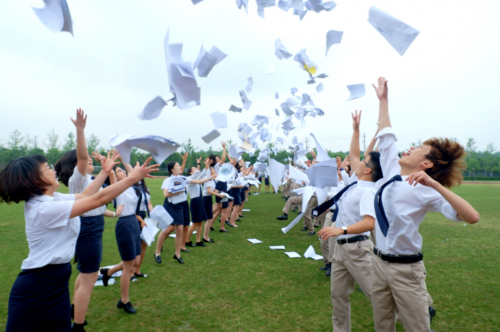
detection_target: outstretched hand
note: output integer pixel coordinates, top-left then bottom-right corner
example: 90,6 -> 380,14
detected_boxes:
196,156 -> 202,164
352,110 -> 362,130
90,151 -> 103,163
406,171 -> 437,188
372,77 -> 388,100
129,157 -> 160,180
101,150 -> 121,173
70,108 -> 87,131
182,152 -> 188,161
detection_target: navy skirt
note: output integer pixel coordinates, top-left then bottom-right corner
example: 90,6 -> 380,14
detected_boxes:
115,215 -> 141,261
190,196 -> 207,223
75,214 -> 104,273
215,181 -> 227,203
233,188 -> 242,206
265,178 -> 270,185
163,199 -> 190,226
203,195 -> 213,219
240,188 -> 246,202
6,263 -> 72,332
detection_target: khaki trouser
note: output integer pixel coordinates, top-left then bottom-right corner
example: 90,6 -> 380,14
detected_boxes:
320,214 -> 336,265
283,196 -> 302,215
303,196 -> 318,232
313,207 -> 327,227
371,254 -> 431,332
282,181 -> 290,198
331,239 -> 375,332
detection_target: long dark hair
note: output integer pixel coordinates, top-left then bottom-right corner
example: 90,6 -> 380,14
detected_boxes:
0,155 -> 51,203
54,149 -> 77,187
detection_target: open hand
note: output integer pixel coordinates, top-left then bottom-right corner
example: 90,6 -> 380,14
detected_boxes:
182,152 -> 188,161
196,156 -> 202,164
90,151 -> 103,163
101,150 -> 121,173
70,108 -> 87,131
129,157 -> 160,180
352,110 -> 362,131
406,171 -> 437,188
372,77 -> 388,100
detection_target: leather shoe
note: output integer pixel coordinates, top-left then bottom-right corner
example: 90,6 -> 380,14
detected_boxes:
72,323 -> 86,332
319,265 -> 328,271
276,214 -> 288,220
307,231 -> 316,236
325,263 -> 331,276
203,238 -> 214,243
196,241 -> 206,247
429,306 -> 436,324
100,268 -> 111,287
300,227 -> 308,231
173,254 -> 185,264
185,241 -> 195,247
210,227 -> 214,231
181,248 -> 190,253
219,229 -> 229,233
154,253 -> 162,264
117,299 -> 137,314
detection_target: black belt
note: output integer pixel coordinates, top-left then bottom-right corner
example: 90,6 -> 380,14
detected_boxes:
337,235 -> 368,245
373,247 -> 423,264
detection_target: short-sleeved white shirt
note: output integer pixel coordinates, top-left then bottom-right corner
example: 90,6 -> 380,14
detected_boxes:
116,187 -> 139,217
203,179 -> 215,196
22,193 -> 80,270
161,176 -> 192,204
68,167 -> 106,217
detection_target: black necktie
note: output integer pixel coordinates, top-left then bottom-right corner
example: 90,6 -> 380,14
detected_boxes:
374,175 -> 402,237
140,182 -> 150,217
312,182 -> 358,221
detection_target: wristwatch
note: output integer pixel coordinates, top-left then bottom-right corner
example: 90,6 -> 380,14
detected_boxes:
341,226 -> 348,235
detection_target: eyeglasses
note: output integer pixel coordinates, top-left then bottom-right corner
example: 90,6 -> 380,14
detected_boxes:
362,160 -> 372,168
40,164 -> 54,173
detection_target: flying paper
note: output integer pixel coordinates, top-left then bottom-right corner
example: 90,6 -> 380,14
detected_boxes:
150,205 -> 174,230
246,77 -> 254,93
346,84 -> 366,101
310,133 -> 331,162
202,129 -> 221,144
140,218 -> 160,246
305,0 -> 337,13
316,83 -> 324,93
281,212 -> 304,234
32,0 -> 73,35
138,96 -> 168,121
239,90 -> 253,110
367,6 -> 420,56
109,134 -> 180,165
269,159 -> 286,193
216,163 -> 235,181
265,66 -> 275,75
229,105 -> 243,113
293,49 -> 318,76
326,29 -> 343,56
274,38 -> 293,60
210,112 -> 227,129
192,45 -> 228,77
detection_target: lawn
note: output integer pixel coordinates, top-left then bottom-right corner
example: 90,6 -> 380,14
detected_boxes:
0,181 -> 499,331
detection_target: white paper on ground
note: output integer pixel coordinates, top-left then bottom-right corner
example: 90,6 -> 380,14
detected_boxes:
138,96 -> 168,120
326,30 -> 343,56
281,212 -> 304,234
304,245 -> 323,260
346,84 -> 366,101
269,159 -> 286,193
310,133 -> 332,162
270,245 -> 286,250
247,238 -> 263,244
210,111 -> 228,128
140,218 -> 160,246
32,0 -> 73,35
367,6 -> 420,56
242,209 -> 251,212
202,129 -> 221,144
98,266 -> 122,278
95,278 -> 116,287
284,252 -> 301,258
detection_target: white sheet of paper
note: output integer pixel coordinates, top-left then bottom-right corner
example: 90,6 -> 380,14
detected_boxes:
110,134 -> 180,165
270,245 -> 286,250
202,129 -> 221,144
281,212 -> 303,234
150,205 -> 174,230
288,165 -> 310,186
138,96 -> 168,120
304,245 -> 323,260
216,163 -> 234,182
301,186 -> 315,214
269,159 -> 286,194
210,112 -> 227,129
95,278 -> 116,287
284,252 -> 301,258
246,77 -> 253,93
326,30 -> 343,56
316,83 -> 324,93
247,238 -> 263,244
367,6 -> 420,56
229,105 -> 243,113
346,84 -> 366,101
242,209 -> 251,212
32,0 -> 73,35
312,159 -> 338,188
140,218 -> 160,246
274,38 -> 293,60
265,66 -> 275,75
239,90 -> 253,110
310,133 -> 332,162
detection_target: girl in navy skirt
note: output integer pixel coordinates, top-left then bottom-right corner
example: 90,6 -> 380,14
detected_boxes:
155,160 -> 214,264
264,170 -> 270,193
202,159 -> 225,242
0,128 -> 158,331
54,110 -> 124,329
185,157 -> 209,247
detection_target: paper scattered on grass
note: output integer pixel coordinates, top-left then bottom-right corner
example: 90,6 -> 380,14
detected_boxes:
247,238 -> 263,244
270,245 -> 286,250
285,252 -> 301,258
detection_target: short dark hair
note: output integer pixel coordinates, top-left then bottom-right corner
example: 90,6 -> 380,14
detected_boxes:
367,152 -> 383,182
0,155 -> 52,204
54,149 -> 77,187
208,154 -> 219,167
167,161 -> 178,175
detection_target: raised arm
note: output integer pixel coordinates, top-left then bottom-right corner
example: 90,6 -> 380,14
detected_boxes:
372,77 -> 390,131
180,152 -> 188,174
365,128 -> 379,156
70,108 -> 89,176
219,142 -> 227,165
349,110 -> 361,173
79,151 -> 120,197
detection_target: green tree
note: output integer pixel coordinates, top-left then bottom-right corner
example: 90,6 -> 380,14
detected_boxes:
86,134 -> 100,153
62,132 -> 76,151
8,130 -> 24,150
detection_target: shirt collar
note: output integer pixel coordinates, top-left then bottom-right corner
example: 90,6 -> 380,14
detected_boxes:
357,180 -> 376,188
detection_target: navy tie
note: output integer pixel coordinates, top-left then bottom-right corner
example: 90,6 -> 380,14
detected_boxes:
374,174 -> 402,237
312,182 -> 358,221
140,182 -> 150,217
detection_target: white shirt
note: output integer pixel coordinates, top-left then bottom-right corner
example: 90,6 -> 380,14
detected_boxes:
161,176 -> 192,204
22,193 -> 79,270
187,169 -> 207,199
375,127 -> 461,254
139,191 -> 151,212
68,167 -> 106,217
116,187 -> 139,217
204,179 -> 215,196
336,174 -> 377,239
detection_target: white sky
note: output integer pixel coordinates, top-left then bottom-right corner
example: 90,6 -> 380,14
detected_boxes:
1,0 -> 499,154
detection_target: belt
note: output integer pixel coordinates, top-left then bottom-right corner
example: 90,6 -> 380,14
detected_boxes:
337,235 -> 368,245
373,247 -> 423,264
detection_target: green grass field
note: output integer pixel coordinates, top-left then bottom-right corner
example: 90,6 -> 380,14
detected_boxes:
1,180 -> 499,331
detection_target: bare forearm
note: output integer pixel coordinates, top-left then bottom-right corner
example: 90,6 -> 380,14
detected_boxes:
344,216 -> 375,235
349,129 -> 360,171
163,189 -> 184,198
220,147 -> 227,165
378,98 -> 391,131
434,184 -> 480,224
76,128 -> 89,175
81,170 -> 109,196
104,210 -> 116,217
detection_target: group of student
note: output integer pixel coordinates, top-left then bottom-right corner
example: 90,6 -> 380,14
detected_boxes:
275,77 -> 480,332
0,109 -> 259,332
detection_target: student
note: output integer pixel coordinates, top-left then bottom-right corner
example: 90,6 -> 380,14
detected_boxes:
1,149 -> 157,331
185,157 -> 209,247
263,169 -> 270,193
210,143 -> 229,232
54,110 -> 124,329
135,178 -> 153,277
317,110 -> 384,331
370,77 -> 479,332
100,165 -> 148,314
155,160 -> 214,264
202,158 -> 225,242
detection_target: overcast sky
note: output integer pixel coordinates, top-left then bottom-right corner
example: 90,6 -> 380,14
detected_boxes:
1,0 -> 499,154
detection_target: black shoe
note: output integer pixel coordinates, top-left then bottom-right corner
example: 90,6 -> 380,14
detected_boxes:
181,248 -> 191,253
100,268 -> 111,287
185,241 -> 195,247
325,263 -> 332,276
173,254 -> 185,264
319,265 -> 328,271
154,253 -> 162,264
72,323 -> 86,332
203,238 -> 214,243
134,272 -> 147,278
71,305 -> 88,326
239,215 -> 244,218
300,227 -> 308,231
130,276 -> 137,282
307,231 -> 316,236
219,229 -> 229,233
429,306 -> 436,324
210,227 -> 214,231
276,214 -> 288,220
117,299 -> 137,314
196,241 -> 207,247
226,222 -> 238,228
